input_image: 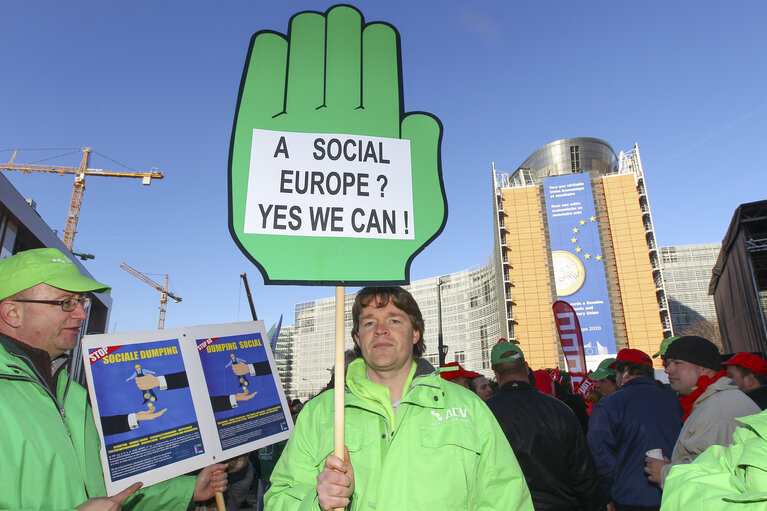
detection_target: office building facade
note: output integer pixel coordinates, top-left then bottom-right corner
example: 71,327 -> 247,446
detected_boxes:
660,243 -> 721,345
281,138 -> 676,395
493,138 -> 671,370
288,257 -> 503,399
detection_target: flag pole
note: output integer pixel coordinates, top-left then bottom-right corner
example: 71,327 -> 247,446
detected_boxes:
334,285 -> 346,511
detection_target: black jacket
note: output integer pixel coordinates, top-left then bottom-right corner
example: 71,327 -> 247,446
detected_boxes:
747,385 -> 767,410
487,380 -> 606,510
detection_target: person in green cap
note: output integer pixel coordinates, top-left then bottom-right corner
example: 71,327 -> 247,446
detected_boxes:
486,340 -> 605,510
0,248 -> 228,510
653,336 -> 679,365
588,357 -> 619,397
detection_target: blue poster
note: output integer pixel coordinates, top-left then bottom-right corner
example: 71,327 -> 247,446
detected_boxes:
197,333 -> 289,450
84,321 -> 293,495
89,339 -> 203,481
543,174 -> 616,355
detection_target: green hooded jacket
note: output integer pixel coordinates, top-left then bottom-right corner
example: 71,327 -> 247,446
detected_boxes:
0,334 -> 195,510
265,358 -> 533,510
661,409 -> 767,509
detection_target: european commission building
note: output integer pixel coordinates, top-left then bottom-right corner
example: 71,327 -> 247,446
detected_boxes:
277,138 -> 697,400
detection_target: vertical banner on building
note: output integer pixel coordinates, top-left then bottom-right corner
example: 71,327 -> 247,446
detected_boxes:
553,300 -> 588,392
543,174 -> 616,357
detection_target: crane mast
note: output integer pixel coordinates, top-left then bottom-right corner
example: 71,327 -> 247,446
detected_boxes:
120,263 -> 182,330
1,148 -> 164,250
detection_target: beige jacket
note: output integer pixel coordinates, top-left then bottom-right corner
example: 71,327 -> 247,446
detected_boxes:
660,376 -> 761,486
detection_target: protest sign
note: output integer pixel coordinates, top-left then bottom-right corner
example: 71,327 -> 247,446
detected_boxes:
82,321 -> 292,496
228,4 -> 447,285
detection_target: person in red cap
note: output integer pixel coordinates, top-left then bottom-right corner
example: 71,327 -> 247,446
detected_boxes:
587,348 -> 682,510
723,352 -> 767,410
606,349 -> 653,387
468,375 -> 493,400
439,360 -> 479,389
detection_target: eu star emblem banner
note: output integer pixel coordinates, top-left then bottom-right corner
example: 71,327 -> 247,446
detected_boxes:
543,174 -> 617,356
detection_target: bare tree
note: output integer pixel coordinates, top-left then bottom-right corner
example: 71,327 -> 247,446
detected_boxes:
678,319 -> 722,350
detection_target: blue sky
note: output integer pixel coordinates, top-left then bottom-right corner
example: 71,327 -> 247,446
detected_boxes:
2,1 -> 765,333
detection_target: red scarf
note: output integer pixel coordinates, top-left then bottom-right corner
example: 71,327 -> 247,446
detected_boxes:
679,370 -> 729,422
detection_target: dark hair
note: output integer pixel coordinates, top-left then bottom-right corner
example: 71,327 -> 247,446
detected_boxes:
467,375 -> 486,393
351,287 -> 426,359
493,358 -> 527,379
732,365 -> 767,386
615,361 -> 654,379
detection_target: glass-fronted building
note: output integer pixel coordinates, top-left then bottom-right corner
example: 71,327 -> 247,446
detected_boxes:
288,257 -> 503,400
660,243 -> 721,344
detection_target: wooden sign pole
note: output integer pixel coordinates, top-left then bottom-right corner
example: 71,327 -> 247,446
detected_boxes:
334,286 -> 346,511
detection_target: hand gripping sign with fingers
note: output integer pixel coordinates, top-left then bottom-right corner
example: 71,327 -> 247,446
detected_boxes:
229,5 -> 447,285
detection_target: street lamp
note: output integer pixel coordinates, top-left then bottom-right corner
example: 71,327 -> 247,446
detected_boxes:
436,277 -> 449,367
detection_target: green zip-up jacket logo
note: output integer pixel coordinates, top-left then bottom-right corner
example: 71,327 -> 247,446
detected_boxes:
265,358 -> 533,510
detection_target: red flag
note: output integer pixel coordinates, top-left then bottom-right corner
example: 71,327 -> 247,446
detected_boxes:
575,374 -> 598,398
552,300 -> 588,393
550,366 -> 562,384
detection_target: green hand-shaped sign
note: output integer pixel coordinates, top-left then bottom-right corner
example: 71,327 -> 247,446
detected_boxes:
229,5 -> 446,285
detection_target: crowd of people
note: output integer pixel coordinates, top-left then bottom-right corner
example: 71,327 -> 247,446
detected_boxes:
263,289 -> 767,510
2,247 -> 767,510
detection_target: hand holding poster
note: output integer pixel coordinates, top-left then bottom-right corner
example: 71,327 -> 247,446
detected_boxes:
83,321 -> 292,496
229,5 -> 447,285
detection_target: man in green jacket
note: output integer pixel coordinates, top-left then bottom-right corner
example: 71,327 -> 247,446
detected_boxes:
265,286 -> 533,510
0,248 -> 228,510
661,409 -> 767,509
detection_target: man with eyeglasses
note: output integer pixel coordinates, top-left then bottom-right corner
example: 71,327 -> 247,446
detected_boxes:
0,248 -> 228,510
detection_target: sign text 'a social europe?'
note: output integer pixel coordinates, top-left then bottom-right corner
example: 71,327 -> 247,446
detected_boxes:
244,129 -> 414,240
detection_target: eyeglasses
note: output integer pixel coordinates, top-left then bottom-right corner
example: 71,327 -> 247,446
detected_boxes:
13,297 -> 91,312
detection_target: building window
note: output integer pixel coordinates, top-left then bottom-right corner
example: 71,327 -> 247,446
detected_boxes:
570,146 -> 580,172
480,325 -> 489,368
454,350 -> 466,364
662,248 -> 678,264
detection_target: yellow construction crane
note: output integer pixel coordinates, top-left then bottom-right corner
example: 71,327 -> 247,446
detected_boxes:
1,147 -> 163,250
120,263 -> 182,330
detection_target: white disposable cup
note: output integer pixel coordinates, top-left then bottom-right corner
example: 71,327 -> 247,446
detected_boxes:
646,448 -> 663,460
